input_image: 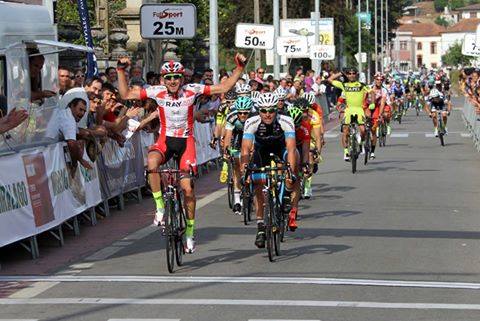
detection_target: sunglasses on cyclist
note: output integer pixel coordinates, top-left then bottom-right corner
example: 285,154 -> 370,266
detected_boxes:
164,74 -> 183,81
237,111 -> 249,115
259,108 -> 276,114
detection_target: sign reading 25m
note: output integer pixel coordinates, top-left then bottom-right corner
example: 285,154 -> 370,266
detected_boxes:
140,4 -> 197,39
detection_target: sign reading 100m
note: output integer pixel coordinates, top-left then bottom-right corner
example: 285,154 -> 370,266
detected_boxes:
140,4 -> 197,39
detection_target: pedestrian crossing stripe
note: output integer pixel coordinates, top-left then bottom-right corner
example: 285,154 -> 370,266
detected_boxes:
324,133 -> 339,138
108,319 -> 180,321
323,132 -> 471,139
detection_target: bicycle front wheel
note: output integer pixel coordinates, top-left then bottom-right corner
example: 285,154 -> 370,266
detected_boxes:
227,163 -> 234,209
351,135 -> 357,174
264,192 -> 274,262
364,132 -> 371,165
164,197 -> 176,273
175,196 -> 186,266
242,189 -> 252,225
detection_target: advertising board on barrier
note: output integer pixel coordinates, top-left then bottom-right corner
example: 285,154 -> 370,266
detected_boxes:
97,133 -> 146,200
0,142 -> 102,247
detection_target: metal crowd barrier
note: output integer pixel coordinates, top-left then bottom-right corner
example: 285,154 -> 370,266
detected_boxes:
0,124 -> 220,266
462,97 -> 480,152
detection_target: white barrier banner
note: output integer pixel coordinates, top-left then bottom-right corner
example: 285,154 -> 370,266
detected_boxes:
0,142 -> 102,247
195,122 -> 219,165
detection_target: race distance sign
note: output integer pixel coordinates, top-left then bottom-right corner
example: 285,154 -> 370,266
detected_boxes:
140,4 -> 197,39
235,23 -> 275,50
276,36 -> 309,57
309,44 -> 336,60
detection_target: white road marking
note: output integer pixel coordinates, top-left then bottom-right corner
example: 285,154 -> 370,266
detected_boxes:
3,275 -> 480,290
425,133 -> 436,138
390,133 -> 409,138
248,319 -> 321,321
69,263 -> 94,269
0,319 -> 38,321
324,133 -> 339,138
1,298 -> 480,310
109,319 -> 180,321
461,133 -> 472,137
8,282 -> 59,299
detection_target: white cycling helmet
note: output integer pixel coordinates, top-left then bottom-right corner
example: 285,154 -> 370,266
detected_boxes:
250,90 -> 261,102
257,92 -> 279,108
429,88 -> 441,98
161,60 -> 185,75
235,83 -> 252,95
302,92 -> 316,105
274,87 -> 288,100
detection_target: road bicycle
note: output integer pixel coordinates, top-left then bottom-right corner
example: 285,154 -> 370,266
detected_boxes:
241,175 -> 253,225
159,167 -> 190,273
364,117 -> 372,165
377,117 -> 387,147
347,115 -> 362,174
244,154 -> 292,262
434,110 -> 447,147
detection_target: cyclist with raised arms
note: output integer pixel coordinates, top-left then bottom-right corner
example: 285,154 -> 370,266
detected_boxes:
117,54 -> 247,254
328,67 -> 369,161
240,93 -> 297,248
223,96 -> 255,215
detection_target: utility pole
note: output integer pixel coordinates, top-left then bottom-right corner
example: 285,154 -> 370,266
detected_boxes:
282,0 -> 288,74
380,0 -> 384,73
386,0 -> 389,71
374,0 -> 378,73
209,0 -> 219,83
273,0 -> 280,79
358,0 -> 362,75
313,0 -> 320,75
254,0 -> 261,70
366,0 -> 370,83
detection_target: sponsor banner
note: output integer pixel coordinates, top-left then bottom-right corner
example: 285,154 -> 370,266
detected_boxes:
97,133 -> 146,199
195,122 -> 219,165
140,3 -> 197,39
0,142 -> 101,247
77,0 -> 98,77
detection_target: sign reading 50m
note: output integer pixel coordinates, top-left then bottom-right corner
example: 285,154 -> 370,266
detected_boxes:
235,23 -> 275,50
140,4 -> 197,39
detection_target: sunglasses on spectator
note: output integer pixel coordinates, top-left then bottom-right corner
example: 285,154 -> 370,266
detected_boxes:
347,72 -> 357,75
258,71 -> 265,74
76,74 -> 85,78
237,111 -> 249,115
164,74 -> 183,81
259,108 -> 276,114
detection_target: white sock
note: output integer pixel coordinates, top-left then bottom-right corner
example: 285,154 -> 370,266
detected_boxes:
234,190 -> 241,205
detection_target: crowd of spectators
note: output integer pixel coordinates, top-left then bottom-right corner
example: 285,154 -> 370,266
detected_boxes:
1,52 -> 336,175
461,67 -> 480,115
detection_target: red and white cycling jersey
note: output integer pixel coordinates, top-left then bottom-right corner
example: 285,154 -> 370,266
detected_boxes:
140,83 -> 211,138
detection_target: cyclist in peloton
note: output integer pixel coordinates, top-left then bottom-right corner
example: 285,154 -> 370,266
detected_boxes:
328,67 -> 369,161
426,88 -> 451,137
367,73 -> 388,159
240,93 -> 297,248
117,54 -> 247,253
288,105 -> 312,219
389,78 -> 405,117
223,96 -> 255,215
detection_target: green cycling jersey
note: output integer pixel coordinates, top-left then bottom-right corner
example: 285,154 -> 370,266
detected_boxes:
331,80 -> 369,109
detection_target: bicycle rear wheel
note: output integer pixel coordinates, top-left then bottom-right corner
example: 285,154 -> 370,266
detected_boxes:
164,197 -> 175,273
242,188 -> 252,225
364,132 -> 371,165
227,163 -> 234,209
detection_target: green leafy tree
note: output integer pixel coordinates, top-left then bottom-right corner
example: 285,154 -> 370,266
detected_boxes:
442,42 -> 474,66
435,16 -> 450,27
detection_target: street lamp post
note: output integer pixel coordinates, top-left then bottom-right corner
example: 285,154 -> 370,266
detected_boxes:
273,0 -> 280,79
358,0 -> 362,75
209,0 -> 219,83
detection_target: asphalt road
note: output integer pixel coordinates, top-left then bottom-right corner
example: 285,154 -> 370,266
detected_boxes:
1,97 -> 480,321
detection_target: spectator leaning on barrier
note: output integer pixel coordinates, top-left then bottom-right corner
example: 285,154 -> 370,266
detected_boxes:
0,107 -> 28,134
